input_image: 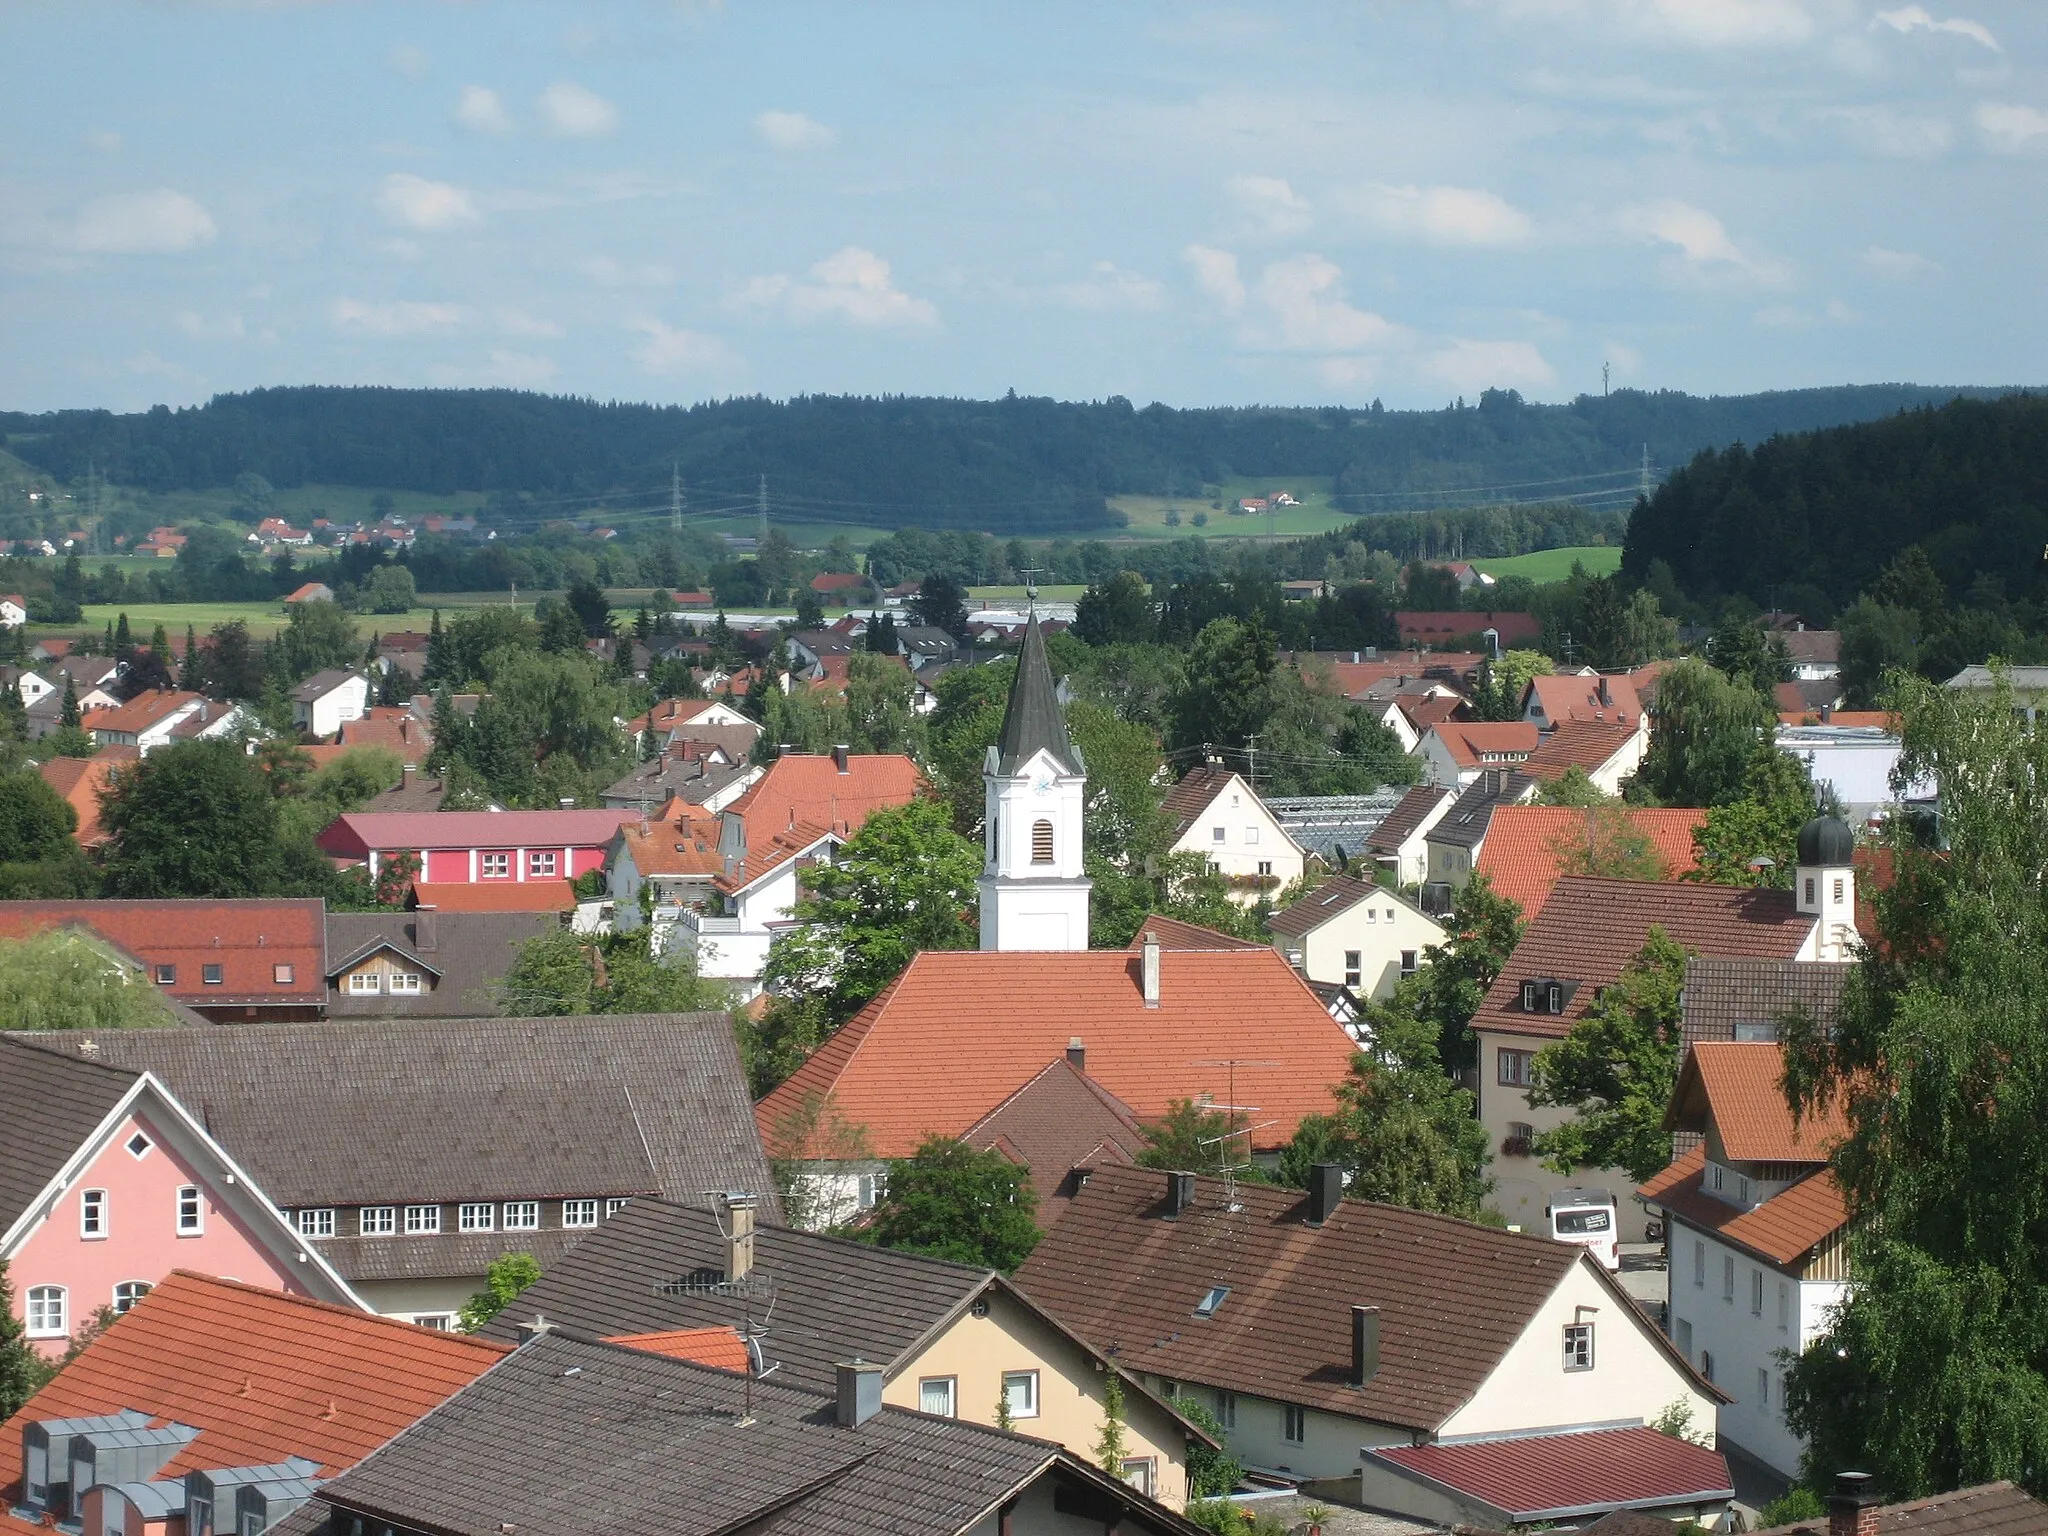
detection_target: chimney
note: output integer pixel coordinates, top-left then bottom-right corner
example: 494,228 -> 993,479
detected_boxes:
835,1360 -> 884,1428
1351,651 -> 1360,664
1307,1163 -> 1344,1226
832,744 -> 850,773
1597,676 -> 1612,708
1065,1036 -> 1085,1072
1141,931 -> 1161,1008
723,1193 -> 757,1281
401,763 -> 415,792
1165,1170 -> 1196,1219
514,1314 -> 556,1346
1351,1305 -> 1380,1386
1829,1474 -> 1883,1536
415,909 -> 438,952
1821,704 -> 1834,723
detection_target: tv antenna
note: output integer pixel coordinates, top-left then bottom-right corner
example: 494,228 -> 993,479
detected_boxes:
1191,1058 -> 1281,1210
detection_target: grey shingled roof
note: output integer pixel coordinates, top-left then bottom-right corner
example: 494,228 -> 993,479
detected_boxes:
310,1333 -> 1197,1536
322,911 -> 555,1017
478,1198 -> 989,1389
993,614 -> 1083,776
13,1014 -> 775,1217
1681,957 -> 1853,1050
1754,1482 -> 2048,1536
1270,873 -> 1380,939
1364,783 -> 1455,855
1427,771 -> 1536,852
0,1036 -> 140,1232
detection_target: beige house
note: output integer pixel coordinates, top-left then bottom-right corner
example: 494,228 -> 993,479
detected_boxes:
1161,762 -> 1306,905
1269,874 -> 1445,1000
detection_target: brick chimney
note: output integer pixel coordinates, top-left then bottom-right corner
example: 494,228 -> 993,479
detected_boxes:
1140,931 -> 1161,1008
1829,1473 -> 1882,1536
723,1192 -> 757,1282
401,763 -> 415,792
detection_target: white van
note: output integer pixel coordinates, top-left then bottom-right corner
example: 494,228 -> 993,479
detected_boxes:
1547,1187 -> 1620,1270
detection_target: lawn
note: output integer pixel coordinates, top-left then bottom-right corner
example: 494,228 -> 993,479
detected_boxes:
1471,545 -> 1621,583
58,596 -> 507,642
1107,476 -> 1357,540
967,584 -> 1088,603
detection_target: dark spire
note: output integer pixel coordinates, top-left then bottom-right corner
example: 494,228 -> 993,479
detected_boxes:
994,614 -> 1083,776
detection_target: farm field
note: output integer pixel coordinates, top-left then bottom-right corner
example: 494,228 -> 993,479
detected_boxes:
1470,545 -> 1621,582
966,584 -> 1087,603
57,596 -> 507,642
1107,476 -> 1354,540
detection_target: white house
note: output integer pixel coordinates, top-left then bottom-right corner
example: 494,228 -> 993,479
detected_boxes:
1269,874 -> 1445,1001
1161,762 -> 1306,906
1775,721 -> 1930,821
1642,1042 -> 1851,1479
1783,627 -> 1841,682
1523,717 -> 1651,798
669,824 -> 843,998
11,669 -> 55,708
86,691 -> 247,756
1414,721 -> 1539,790
292,669 -> 370,738
1361,783 -> 1454,887
0,595 -> 26,629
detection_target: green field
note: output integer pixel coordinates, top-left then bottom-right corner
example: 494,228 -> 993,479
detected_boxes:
59,595 -> 515,642
1108,477 -> 1357,541
1471,545 -> 1621,582
967,584 -> 1088,603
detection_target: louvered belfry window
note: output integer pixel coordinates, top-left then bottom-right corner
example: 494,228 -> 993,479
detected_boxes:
1031,819 -> 1055,864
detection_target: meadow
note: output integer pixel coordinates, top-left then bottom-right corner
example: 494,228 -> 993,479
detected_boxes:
1470,545 -> 1621,582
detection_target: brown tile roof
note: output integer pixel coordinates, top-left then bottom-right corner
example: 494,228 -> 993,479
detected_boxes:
1522,717 -> 1644,781
83,688 -> 201,736
1015,1165 -> 1599,1432
1668,1042 -> 1848,1161
1753,1482 -> 2048,1536
757,948 -> 1358,1159
604,1327 -> 752,1372
602,753 -> 756,810
1159,762 -> 1240,839
323,910 -> 556,1017
1782,629 -> 1841,666
1474,807 -> 1703,920
1639,1146 -> 1848,1269
726,751 -> 924,844
1122,916 -> 1262,950
1370,1425 -> 1731,1523
1472,878 -> 1817,1041
713,820 -> 835,894
1398,611 -> 1542,648
1680,957 -> 1852,1051
960,1058 -> 1146,1210
611,815 -> 723,879
333,707 -> 433,758
1428,721 -> 1539,769
0,899 -> 326,1010
1364,784 -> 1455,856
1427,771 -> 1538,852
1270,874 -> 1395,939
1525,672 -> 1644,727
0,1036 -> 140,1234
0,1270 -> 504,1522
1400,692 -> 1469,731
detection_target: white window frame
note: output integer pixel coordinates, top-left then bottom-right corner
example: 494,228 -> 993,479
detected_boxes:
528,850 -> 559,878
1282,1403 -> 1306,1443
1343,950 -> 1362,987
562,1198 -> 599,1229
273,963 -> 294,985
1245,826 -> 1260,846
294,1207 -> 335,1238
81,1188 -> 107,1239
1215,1390 -> 1236,1429
1210,825 -> 1225,844
125,1131 -> 153,1159
404,1204 -> 442,1235
1120,1457 -> 1157,1496
202,963 -> 224,986
1399,949 -> 1418,976
1497,1048 -> 1534,1087
606,1197 -> 630,1217
918,1376 -> 957,1418
1723,1254 -> 1736,1302
1563,1321 -> 1595,1371
388,972 -> 424,995
1751,1268 -> 1765,1316
1693,1239 -> 1706,1288
412,1314 -> 454,1331
347,971 -> 382,995
502,1201 -> 539,1231
25,1285 -> 66,1338
112,1280 -> 152,1314
1777,1279 -> 1791,1332
1003,1370 -> 1039,1420
360,1205 -> 397,1235
481,851 -> 511,878
176,1185 -> 203,1235
459,1203 -> 495,1233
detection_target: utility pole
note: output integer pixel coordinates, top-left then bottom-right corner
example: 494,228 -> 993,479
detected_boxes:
1602,360 -> 1610,398
1247,734 -> 1258,792
757,474 -> 769,543
671,462 -> 683,535
1639,443 -> 1653,502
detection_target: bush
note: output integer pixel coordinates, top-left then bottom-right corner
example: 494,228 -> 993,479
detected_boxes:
1758,1487 -> 1827,1527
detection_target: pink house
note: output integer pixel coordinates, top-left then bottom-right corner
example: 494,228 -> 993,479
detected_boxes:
315,808 -> 635,884
0,1038 -> 359,1356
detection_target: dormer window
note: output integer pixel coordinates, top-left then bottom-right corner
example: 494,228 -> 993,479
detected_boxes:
1547,983 -> 1564,1014
1521,980 -> 1540,1011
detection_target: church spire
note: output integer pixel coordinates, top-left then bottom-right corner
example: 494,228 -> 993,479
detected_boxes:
993,614 -> 1083,776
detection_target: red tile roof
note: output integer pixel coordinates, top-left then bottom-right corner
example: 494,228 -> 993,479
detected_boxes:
1474,807 -> 1704,919
1524,672 -> 1644,727
724,752 -> 924,846
334,707 -> 433,757
1397,611 -> 1543,648
1400,693 -> 1468,731
613,815 -> 724,879
36,752 -> 134,848
809,572 -> 868,593
714,821 -> 835,894
285,582 -> 333,603
0,1270 -> 506,1526
409,880 -> 579,914
1123,916 -> 1262,950
605,1327 -> 752,1373
962,1059 -> 1146,1211
84,688 -> 201,736
1427,721 -> 1540,769
0,899 -> 326,1008
757,947 -> 1359,1158
1671,1041 -> 1849,1161
1639,1145 -> 1849,1268
1369,1424 -> 1732,1522
1522,718 -> 1644,781
320,808 -> 634,856
1472,878 -> 1817,1041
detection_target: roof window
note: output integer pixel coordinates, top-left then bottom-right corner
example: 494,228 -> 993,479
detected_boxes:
1194,1284 -> 1231,1319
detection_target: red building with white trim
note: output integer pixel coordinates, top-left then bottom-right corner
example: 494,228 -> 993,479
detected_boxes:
316,809 -> 634,884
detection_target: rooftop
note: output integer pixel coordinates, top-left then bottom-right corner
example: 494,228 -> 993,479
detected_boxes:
1680,956 -> 1853,1051
84,689 -> 201,736
1640,1145 -> 1848,1268
1753,1481 -> 2048,1536
323,910 -> 556,1017
1473,807 -> 1703,919
1161,762 -> 1247,839
992,613 -> 1083,776
1427,770 -> 1536,852
291,668 -> 361,702
609,814 -> 724,879
0,1035 -> 142,1235
1427,721 -> 1540,770
0,899 -> 326,1009
1522,717 -> 1645,781
1364,783 -> 1456,855
1270,873 -> 1432,939
1369,1424 -> 1732,1524
1667,1040 -> 1848,1162
724,751 -> 925,845
408,880 -> 578,914
1524,671 -> 1644,727
319,807 -> 635,851
961,1057 -> 1146,1210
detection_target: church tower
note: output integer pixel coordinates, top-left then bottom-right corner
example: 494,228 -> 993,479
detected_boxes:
979,613 -> 1091,951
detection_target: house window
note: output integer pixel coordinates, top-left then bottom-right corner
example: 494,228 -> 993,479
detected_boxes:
295,1208 -> 335,1238
176,1185 -> 203,1234
189,1495 -> 212,1536
1343,950 -> 1362,988
503,1201 -> 539,1231
1711,1162 -> 1724,1191
1215,1390 -> 1237,1429
1257,859 -> 1273,876
1778,1280 -> 1791,1331
1563,1321 -> 1595,1371
1211,825 -> 1225,843
404,1204 -> 442,1234
1751,1269 -> 1765,1315
481,852 -> 511,878
1282,1403 -> 1306,1443
1194,1284 -> 1231,1318
919,1376 -> 957,1417
1758,1367 -> 1770,1407
203,963 -> 223,986
81,1188 -> 107,1238
1245,826 -> 1260,846
528,850 -> 558,878
361,1206 -> 397,1235
1723,1254 -> 1736,1302
1693,1240 -> 1706,1288
1003,1370 -> 1039,1419
272,963 -> 294,985
1030,819 -> 1054,865
389,973 -> 424,995
1804,876 -> 1816,904
1674,1317 -> 1693,1359
1832,877 -> 1845,902
25,1285 -> 66,1338
459,1203 -> 495,1233
1700,1351 -> 1714,1382
1400,949 -> 1418,976
126,1132 -> 152,1158
1547,983 -> 1564,1013
1497,1048 -> 1534,1087
113,1281 -> 152,1314
412,1315 -> 454,1331
1121,1458 -> 1157,1497
348,972 -> 382,994
606,1197 -> 630,1217
563,1199 -> 599,1228
154,964 -> 176,985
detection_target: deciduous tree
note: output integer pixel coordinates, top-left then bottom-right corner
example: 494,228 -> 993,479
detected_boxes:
865,1135 -> 1041,1272
1628,657 -> 1773,808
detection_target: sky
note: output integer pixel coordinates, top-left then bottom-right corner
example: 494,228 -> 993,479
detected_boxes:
4,0 -> 2045,414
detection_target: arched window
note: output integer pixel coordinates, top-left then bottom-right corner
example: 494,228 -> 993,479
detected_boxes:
1031,820 -> 1055,865
25,1285 -> 66,1338
113,1280 -> 152,1314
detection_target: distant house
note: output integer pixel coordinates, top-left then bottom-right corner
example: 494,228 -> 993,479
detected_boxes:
1521,670 -> 1644,729
1783,625 -> 1841,681
84,691 -> 245,756
1397,610 -> 1540,652
1160,762 -> 1306,904
1361,782 -> 1455,886
1521,714 -> 1650,795
604,811 -> 726,932
334,705 -> 433,763
599,750 -> 760,816
406,880 -> 580,916
36,753 -> 134,848
1280,578 -> 1328,600
323,907 -> 555,1017
137,527 -> 185,559
1420,769 -> 1538,900
625,694 -> 756,745
1269,874 -> 1445,1002
1473,805 -> 1704,919
808,570 -> 870,604
1415,720 -> 1539,789
316,807 -> 635,884
670,822 -> 842,996
0,1039 -> 361,1355
960,1056 -> 1146,1214
717,748 -> 925,859
1776,719 -> 1928,820
283,581 -> 335,606
0,594 -> 25,629
1443,560 -> 1496,592
290,668 -> 369,738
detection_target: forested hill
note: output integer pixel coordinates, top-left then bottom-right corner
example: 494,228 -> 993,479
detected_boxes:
0,382 -> 2029,536
1622,392 -> 2048,615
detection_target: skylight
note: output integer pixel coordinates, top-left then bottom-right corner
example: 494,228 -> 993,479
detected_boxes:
1195,1285 -> 1231,1319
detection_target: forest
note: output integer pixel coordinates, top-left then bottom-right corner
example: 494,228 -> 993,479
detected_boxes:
0,381 -> 2020,537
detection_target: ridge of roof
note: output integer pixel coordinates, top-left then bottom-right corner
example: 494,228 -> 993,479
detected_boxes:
993,613 -> 1083,776
1639,1146 -> 1849,1268
1121,914 -> 1262,950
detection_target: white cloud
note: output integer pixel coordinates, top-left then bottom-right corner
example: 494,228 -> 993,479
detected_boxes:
1815,106 -> 1953,159
1049,262 -> 1164,312
1423,338 -> 1557,392
330,298 -> 463,336
456,86 -> 512,135
85,130 -> 123,154
1862,245 -> 1939,278
70,190 -> 216,254
1488,0 -> 1816,49
377,173 -> 480,232
740,247 -> 937,328
1976,102 -> 2048,152
1617,198 -> 1783,280
388,44 -> 429,79
1182,245 -> 1245,314
1225,175 -> 1314,237
497,309 -> 565,339
1604,341 -> 1643,376
1754,298 -> 1858,328
1873,6 -> 1999,51
175,311 -> 245,340
632,319 -> 733,373
1254,254 -> 1399,353
539,81 -> 618,138
754,110 -> 837,151
1350,183 -> 1532,245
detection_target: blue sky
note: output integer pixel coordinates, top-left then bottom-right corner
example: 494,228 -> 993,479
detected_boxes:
4,1 -> 2045,413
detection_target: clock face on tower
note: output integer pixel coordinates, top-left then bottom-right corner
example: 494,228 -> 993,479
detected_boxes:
1030,772 -> 1055,796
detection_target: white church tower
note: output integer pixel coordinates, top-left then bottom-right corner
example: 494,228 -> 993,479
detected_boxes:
979,612 -> 1091,951
1795,813 -> 1858,963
